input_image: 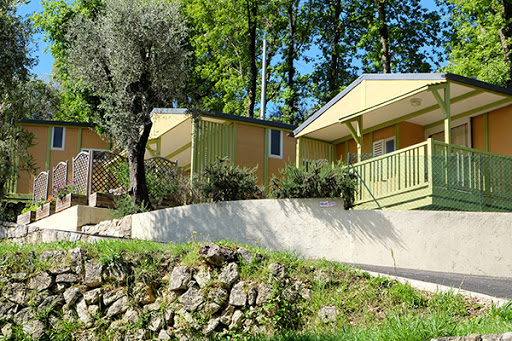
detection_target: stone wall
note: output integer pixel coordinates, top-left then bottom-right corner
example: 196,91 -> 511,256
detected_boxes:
81,216 -> 132,238
0,221 -> 124,244
0,243 -> 313,340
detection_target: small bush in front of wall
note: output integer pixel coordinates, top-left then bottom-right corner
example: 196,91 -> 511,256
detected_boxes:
270,160 -> 356,209
146,168 -> 193,207
195,157 -> 263,202
112,193 -> 150,219
111,162 -> 193,214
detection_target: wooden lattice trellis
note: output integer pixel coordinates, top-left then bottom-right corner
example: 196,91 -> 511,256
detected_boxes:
32,171 -> 49,204
52,161 -> 68,195
73,152 -> 90,196
36,151 -> 180,202
89,151 -> 128,195
145,157 -> 178,182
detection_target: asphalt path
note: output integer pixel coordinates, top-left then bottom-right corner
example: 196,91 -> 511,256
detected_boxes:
350,264 -> 512,300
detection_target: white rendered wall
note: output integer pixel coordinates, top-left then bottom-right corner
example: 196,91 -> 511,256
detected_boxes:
131,199 -> 512,278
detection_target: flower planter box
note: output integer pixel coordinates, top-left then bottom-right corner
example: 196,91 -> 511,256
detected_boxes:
17,211 -> 36,225
35,202 -> 56,221
89,192 -> 115,209
55,193 -> 88,213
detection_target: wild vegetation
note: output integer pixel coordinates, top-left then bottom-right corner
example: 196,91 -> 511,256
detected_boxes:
0,239 -> 510,340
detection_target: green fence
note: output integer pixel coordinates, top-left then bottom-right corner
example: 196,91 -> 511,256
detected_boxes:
192,120 -> 235,175
350,139 -> 512,212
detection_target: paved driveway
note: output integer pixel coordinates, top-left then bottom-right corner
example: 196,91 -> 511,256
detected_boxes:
351,264 -> 512,300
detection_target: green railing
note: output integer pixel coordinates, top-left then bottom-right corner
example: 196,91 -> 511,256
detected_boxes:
431,141 -> 512,208
297,138 -> 336,169
352,139 -> 512,211
352,140 -> 430,205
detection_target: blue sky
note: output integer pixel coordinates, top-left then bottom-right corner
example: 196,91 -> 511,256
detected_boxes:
18,0 -> 442,80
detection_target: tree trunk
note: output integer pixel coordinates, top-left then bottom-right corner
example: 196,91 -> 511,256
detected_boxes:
376,0 -> 391,73
128,120 -> 153,211
246,0 -> 258,118
501,0 -> 512,88
328,0 -> 342,98
285,2 -> 298,115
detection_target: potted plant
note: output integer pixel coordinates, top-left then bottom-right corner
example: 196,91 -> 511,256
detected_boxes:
17,204 -> 37,225
89,187 -> 125,208
54,181 -> 88,213
35,196 -> 56,220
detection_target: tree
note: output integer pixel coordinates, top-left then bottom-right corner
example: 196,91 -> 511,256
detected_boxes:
0,0 -> 36,215
309,0 -> 358,104
183,0 -> 263,117
65,0 -> 188,209
272,0 -> 315,124
443,0 -> 512,88
34,0 -> 104,123
354,0 -> 444,73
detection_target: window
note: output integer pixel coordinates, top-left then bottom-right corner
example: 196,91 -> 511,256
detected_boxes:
429,124 -> 468,147
269,129 -> 283,158
373,137 -> 395,157
51,127 -> 65,150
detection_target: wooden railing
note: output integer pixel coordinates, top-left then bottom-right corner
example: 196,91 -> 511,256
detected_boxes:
431,141 -> 512,200
297,138 -> 336,169
352,139 -> 512,209
352,140 -> 430,204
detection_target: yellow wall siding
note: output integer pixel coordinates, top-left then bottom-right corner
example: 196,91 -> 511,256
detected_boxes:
17,125 -> 48,194
268,134 -> 296,181
487,105 -> 512,156
471,115 -> 485,151
400,121 -> 425,149
372,125 -> 395,142
16,124 -> 108,196
81,128 -> 109,150
235,124 -> 265,185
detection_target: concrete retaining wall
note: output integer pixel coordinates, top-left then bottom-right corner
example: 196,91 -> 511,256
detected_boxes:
131,198 -> 512,278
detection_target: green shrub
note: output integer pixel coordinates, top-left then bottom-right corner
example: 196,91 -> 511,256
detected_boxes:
195,157 -> 263,202
111,194 -> 149,219
111,162 -> 193,216
270,161 -> 356,209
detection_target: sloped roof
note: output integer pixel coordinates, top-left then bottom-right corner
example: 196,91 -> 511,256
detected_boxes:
293,73 -> 512,142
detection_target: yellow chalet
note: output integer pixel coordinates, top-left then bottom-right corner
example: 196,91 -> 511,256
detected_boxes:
146,108 -> 297,186
6,119 -> 110,203
292,73 -> 512,211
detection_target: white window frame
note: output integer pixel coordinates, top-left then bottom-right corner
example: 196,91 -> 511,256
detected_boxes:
51,127 -> 66,151
373,136 -> 396,157
268,129 -> 283,159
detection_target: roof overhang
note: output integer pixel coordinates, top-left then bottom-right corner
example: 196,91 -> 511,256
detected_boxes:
293,73 -> 512,143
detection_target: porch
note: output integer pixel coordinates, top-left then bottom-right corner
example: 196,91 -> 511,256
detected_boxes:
350,139 -> 512,211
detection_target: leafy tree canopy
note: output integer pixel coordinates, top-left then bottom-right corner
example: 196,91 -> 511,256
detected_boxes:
0,0 -> 37,209
443,0 -> 512,88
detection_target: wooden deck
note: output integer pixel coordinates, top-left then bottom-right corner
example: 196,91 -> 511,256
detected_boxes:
352,139 -> 512,212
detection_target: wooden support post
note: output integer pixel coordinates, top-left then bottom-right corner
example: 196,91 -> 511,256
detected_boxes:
296,138 -> 302,167
344,116 -> 363,163
190,119 -> 199,181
